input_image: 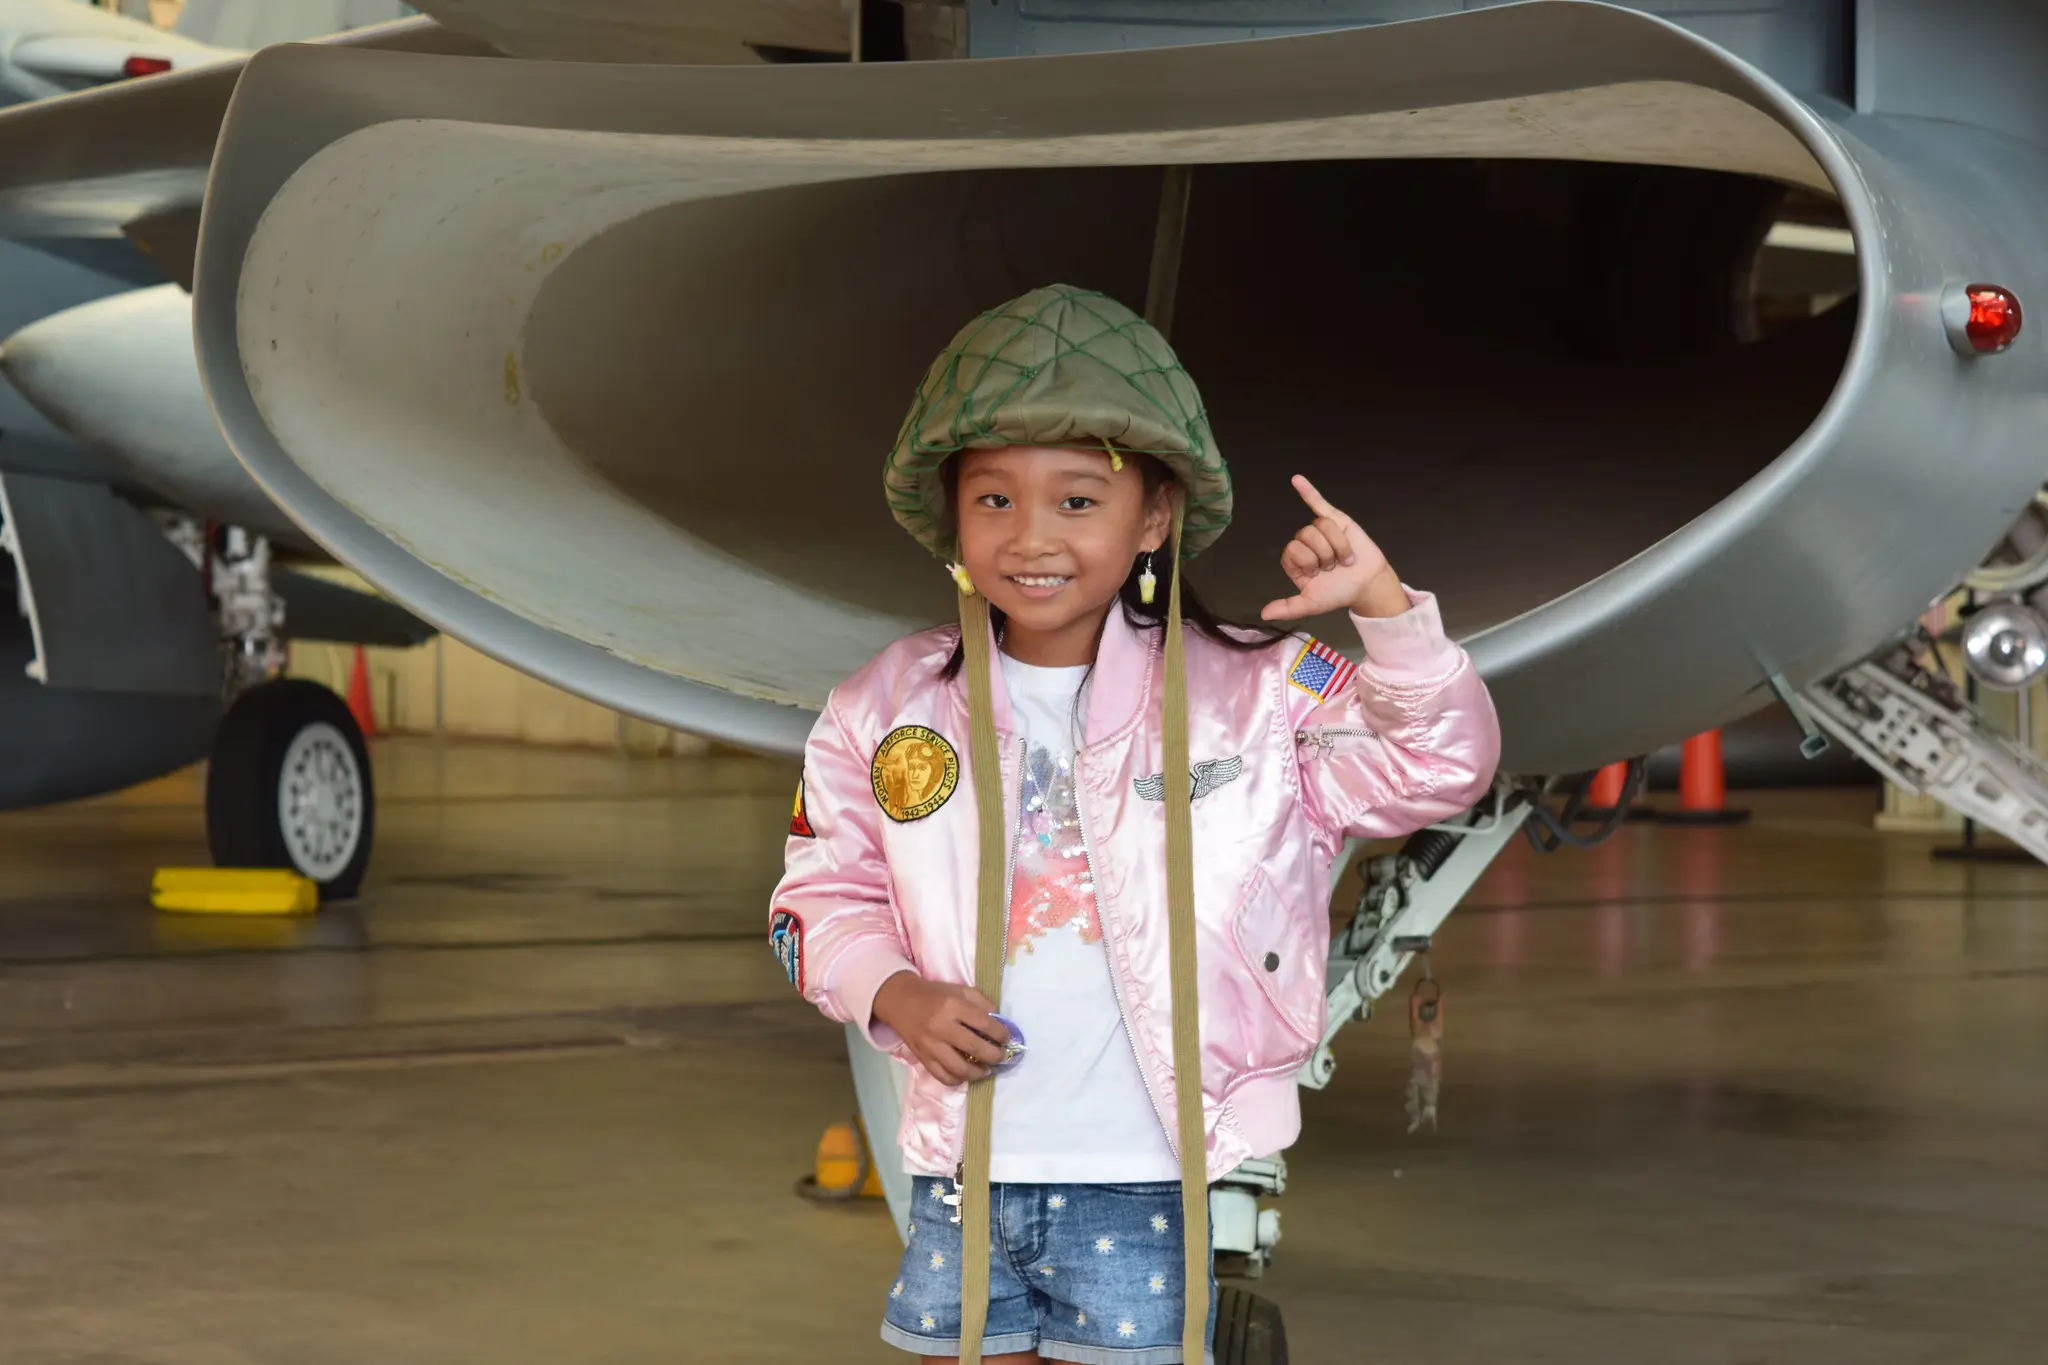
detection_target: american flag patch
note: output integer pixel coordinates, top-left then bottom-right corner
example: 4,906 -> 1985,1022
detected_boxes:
1287,637 -> 1357,703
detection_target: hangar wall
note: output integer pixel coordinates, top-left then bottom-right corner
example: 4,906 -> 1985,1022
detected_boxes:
284,571 -> 711,755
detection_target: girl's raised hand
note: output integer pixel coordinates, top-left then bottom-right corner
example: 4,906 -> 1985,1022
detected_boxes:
1261,475 -> 1409,621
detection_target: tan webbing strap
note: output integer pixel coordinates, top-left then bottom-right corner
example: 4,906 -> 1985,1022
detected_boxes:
1163,497 -> 1209,1364
1144,171 -> 1208,1362
956,587 -> 1008,1365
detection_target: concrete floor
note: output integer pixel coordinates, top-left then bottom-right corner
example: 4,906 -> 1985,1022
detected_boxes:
2,740 -> 2045,1364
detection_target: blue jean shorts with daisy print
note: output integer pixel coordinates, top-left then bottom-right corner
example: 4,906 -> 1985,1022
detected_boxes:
881,1178 -> 1216,1364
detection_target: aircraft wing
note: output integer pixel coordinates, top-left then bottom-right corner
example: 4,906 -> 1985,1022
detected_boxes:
0,15 -> 497,247
412,0 -> 850,63
0,0 -> 243,104
0,3 -> 840,270
9,33 -> 239,87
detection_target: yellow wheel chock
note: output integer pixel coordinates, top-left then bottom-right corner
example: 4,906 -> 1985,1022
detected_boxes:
151,867 -> 319,916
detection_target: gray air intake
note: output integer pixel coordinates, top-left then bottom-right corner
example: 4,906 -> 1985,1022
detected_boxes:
192,2 -> 2048,773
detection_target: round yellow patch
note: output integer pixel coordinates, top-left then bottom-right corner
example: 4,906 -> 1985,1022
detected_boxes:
871,725 -> 960,823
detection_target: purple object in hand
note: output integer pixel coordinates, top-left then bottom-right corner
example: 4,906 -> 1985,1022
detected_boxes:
990,1014 -> 1027,1069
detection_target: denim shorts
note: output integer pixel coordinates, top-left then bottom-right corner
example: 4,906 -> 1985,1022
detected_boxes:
881,1178 -> 1216,1365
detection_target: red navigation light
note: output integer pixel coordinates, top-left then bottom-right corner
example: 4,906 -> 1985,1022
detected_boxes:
1944,282 -> 2024,357
122,55 -> 173,78
1966,284 -> 2023,353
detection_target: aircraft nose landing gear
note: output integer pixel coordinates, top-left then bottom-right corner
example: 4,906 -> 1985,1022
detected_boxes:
175,521 -> 376,901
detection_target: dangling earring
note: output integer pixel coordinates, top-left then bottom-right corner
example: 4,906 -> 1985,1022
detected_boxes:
1138,552 -> 1157,605
949,561 -> 975,596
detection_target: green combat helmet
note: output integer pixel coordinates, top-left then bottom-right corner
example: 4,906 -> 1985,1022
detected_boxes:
882,282 -> 1221,1365
885,283 -> 1233,562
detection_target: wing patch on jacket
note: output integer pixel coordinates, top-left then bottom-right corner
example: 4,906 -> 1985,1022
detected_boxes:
1134,756 -> 1244,803
790,772 -> 815,838
1287,637 -> 1358,703
871,725 -> 960,823
770,909 -> 804,991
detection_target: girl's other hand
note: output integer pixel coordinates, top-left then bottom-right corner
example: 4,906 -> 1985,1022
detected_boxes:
871,972 -> 1010,1086
1261,474 -> 1410,621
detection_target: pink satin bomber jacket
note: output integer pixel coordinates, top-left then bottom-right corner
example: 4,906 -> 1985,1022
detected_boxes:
770,588 -> 1501,1181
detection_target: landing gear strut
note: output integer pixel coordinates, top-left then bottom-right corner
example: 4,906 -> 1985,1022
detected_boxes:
1197,785 -> 1534,1339
1300,784 -> 1534,1093
1806,631 -> 2048,861
167,519 -> 378,899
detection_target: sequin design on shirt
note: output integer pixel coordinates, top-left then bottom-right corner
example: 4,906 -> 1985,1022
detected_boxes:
1007,741 -> 1101,960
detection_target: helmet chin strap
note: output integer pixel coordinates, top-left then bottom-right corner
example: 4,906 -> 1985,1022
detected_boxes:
952,494 -> 1206,1365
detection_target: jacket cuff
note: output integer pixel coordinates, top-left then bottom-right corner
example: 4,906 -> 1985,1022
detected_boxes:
831,942 -> 919,1055
1349,587 -> 1462,680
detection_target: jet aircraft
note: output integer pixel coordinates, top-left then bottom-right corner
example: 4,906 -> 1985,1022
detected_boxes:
1,4 -> 2044,1347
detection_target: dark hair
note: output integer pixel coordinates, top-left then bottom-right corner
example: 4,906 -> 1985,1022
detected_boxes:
937,451 -> 1285,680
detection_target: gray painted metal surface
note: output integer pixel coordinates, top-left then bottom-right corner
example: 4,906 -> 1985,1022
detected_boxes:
0,237 -> 153,490
0,11 -> 480,818
0,284 -> 312,547
175,1 -> 419,48
0,428 -> 130,489
1855,0 -> 2047,141
407,0 -> 839,62
0,16 -> 490,244
1477,104 -> 2048,767
275,567 -> 436,648
187,1 -> 2048,773
0,470 -> 218,695
0,601 -> 217,809
972,0 -> 1853,101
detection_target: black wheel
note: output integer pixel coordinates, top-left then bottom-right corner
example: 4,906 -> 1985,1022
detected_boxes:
206,679 -> 374,900
1214,1285 -> 1287,1365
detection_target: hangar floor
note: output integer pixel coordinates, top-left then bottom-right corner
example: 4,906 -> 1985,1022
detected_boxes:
1,740 -> 2045,1365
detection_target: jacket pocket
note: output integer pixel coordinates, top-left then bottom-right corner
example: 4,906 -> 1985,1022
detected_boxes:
1295,724 -> 1378,760
1230,867 -> 1324,1050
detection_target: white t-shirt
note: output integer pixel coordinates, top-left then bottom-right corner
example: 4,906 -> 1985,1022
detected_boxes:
987,653 -> 1181,1184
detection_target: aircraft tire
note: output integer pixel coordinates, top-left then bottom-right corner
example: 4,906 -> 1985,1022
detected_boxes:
1214,1284 -> 1287,1365
206,679 -> 375,900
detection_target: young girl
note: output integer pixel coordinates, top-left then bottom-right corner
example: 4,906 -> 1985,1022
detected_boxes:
772,285 -> 1500,1365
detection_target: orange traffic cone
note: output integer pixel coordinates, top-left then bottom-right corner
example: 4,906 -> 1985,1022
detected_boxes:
794,1116 -> 884,1203
1657,730 -> 1748,824
345,645 -> 379,739
1680,732 -> 1724,812
1586,762 -> 1630,813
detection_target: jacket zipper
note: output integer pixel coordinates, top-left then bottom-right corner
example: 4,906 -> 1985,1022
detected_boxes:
1001,736 -> 1022,977
1072,761 -> 1182,1160
1296,724 -> 1377,758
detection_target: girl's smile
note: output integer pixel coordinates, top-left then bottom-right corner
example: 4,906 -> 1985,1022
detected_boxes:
1006,573 -> 1074,598
953,444 -> 1172,668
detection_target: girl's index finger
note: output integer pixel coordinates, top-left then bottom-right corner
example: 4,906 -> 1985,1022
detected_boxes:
1292,474 -> 1348,524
